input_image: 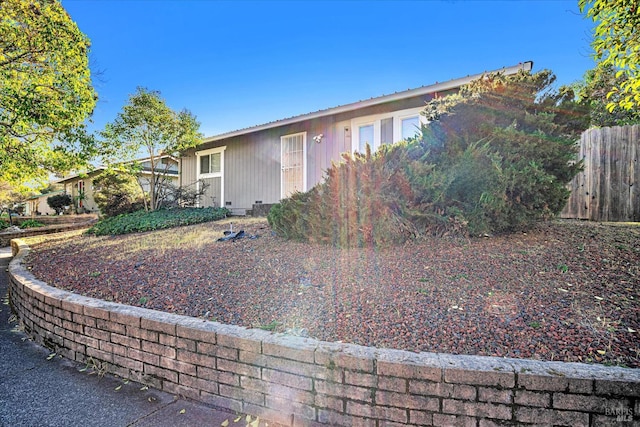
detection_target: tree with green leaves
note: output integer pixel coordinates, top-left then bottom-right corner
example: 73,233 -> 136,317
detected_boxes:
46,193 -> 71,215
100,87 -> 203,211
0,0 -> 97,185
580,0 -> 640,111
92,169 -> 145,217
573,64 -> 640,126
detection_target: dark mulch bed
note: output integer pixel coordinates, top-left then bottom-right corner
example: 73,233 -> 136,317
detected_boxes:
25,218 -> 640,368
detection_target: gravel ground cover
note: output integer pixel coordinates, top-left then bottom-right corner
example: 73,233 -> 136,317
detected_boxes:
25,218 -> 640,368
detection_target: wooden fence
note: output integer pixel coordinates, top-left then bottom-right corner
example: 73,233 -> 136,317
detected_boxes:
561,125 -> 639,222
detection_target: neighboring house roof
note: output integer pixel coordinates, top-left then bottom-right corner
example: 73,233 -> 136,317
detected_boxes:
202,61 -> 533,143
25,190 -> 65,201
55,168 -> 106,185
55,155 -> 179,184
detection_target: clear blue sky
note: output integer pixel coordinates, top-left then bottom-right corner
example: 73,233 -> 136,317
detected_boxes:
61,0 -> 596,139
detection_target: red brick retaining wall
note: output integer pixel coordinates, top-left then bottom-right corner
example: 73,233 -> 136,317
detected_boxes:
8,238 -> 640,426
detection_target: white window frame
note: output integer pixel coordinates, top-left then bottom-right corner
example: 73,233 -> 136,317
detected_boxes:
280,132 -> 307,199
395,110 -> 424,142
352,117 -> 385,153
196,146 -> 226,207
351,107 -> 427,153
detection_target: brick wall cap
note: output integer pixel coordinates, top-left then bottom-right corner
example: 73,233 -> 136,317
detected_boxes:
512,358 -> 640,381
176,316 -> 221,333
316,340 -> 378,361
440,353 -> 516,373
141,309 -> 185,328
261,332 -> 318,352
376,348 -> 441,367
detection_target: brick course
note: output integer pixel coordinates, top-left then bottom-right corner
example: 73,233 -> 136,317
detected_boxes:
7,238 -> 640,426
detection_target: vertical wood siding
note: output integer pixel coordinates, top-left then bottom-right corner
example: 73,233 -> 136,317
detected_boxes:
223,132 -> 281,212
184,120 -> 350,213
180,156 -> 197,189
562,125 -> 639,222
201,177 -> 221,207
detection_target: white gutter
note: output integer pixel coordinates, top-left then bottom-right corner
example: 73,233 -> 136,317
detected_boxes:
203,61 -> 533,143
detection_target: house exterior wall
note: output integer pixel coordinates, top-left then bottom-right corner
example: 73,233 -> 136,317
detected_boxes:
137,173 -> 179,194
201,176 -> 222,208
57,157 -> 180,215
182,95 -> 432,214
25,194 -> 59,216
63,177 -> 100,213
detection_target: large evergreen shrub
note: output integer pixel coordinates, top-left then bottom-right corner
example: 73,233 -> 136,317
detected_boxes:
47,193 -> 72,215
269,70 -> 586,247
93,169 -> 145,217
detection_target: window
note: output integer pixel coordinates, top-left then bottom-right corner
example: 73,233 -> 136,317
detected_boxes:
358,124 -> 374,153
401,116 -> 420,140
198,149 -> 223,177
351,107 -> 426,153
196,146 -> 226,208
381,117 -> 393,145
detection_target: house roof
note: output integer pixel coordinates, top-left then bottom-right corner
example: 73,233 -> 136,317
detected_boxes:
55,168 -> 106,184
55,155 -> 179,184
203,61 -> 533,143
25,190 -> 65,201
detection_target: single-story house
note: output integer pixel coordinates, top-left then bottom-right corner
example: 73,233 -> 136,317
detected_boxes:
23,190 -> 65,216
180,62 -> 533,215
56,155 -> 179,214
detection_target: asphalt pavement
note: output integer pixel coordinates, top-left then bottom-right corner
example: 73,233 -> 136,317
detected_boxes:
0,246 -> 275,427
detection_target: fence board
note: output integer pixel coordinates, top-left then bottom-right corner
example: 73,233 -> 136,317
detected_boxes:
561,125 -> 640,222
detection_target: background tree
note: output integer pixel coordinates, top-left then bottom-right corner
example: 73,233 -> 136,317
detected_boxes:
92,169 -> 145,217
0,0 -> 97,185
573,64 -> 640,127
99,87 -> 203,211
580,0 -> 640,111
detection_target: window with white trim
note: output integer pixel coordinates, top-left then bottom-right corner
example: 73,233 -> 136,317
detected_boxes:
401,116 -> 421,140
196,146 -> 226,207
197,148 -> 223,177
351,107 -> 426,153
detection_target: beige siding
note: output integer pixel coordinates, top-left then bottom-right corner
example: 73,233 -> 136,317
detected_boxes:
25,194 -> 58,216
64,177 -> 100,213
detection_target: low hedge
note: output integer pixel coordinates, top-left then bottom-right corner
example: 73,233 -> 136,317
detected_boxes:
86,207 -> 230,236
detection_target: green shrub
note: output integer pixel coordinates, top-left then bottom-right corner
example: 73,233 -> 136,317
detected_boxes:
270,70 -> 585,247
86,207 -> 230,236
93,169 -> 146,217
0,220 -> 9,230
19,219 -> 45,229
269,143 -> 424,247
47,194 -> 72,215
